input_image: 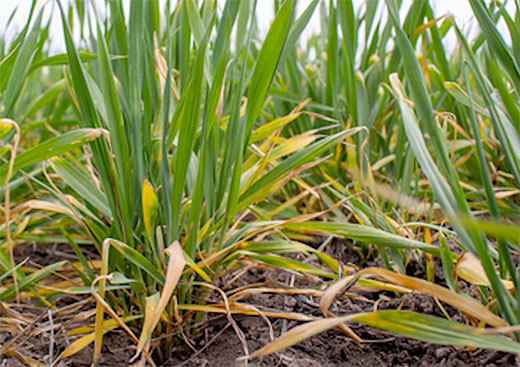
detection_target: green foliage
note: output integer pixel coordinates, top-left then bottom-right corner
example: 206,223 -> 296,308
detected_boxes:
0,0 -> 518,364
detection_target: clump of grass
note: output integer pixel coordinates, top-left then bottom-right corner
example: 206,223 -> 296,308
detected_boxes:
0,0 -> 518,365
48,0 -> 355,363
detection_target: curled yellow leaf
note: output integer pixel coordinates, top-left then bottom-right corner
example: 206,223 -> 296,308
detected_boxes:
456,253 -> 514,291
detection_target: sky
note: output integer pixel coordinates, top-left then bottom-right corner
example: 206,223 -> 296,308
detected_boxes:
0,0 -> 514,54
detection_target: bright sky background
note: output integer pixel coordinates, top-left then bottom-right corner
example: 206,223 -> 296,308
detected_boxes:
0,0 -> 514,54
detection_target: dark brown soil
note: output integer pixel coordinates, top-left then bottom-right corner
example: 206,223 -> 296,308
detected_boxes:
1,241 -> 518,367
165,256 -> 518,367
168,316 -> 518,367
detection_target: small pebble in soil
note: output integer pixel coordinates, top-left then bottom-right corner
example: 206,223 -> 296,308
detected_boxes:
435,347 -> 451,359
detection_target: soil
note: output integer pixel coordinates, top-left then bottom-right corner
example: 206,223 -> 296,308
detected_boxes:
168,316 -> 517,367
1,241 -> 518,367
